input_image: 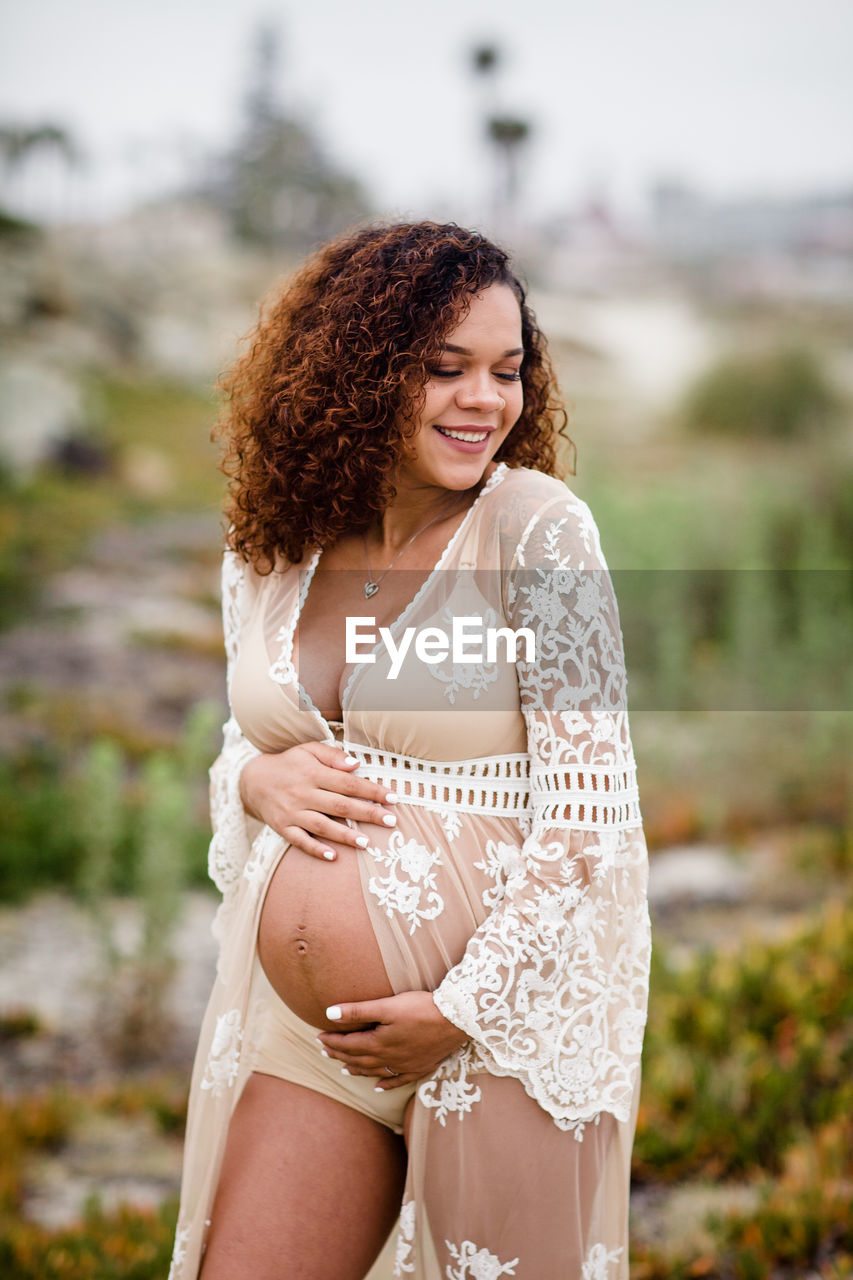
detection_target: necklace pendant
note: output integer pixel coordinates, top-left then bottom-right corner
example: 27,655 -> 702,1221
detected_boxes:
364,581 -> 380,599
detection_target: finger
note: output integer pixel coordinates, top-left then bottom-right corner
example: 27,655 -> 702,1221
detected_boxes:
280,827 -> 341,862
285,814 -> 369,853
373,1074 -> 419,1091
301,741 -> 362,771
319,1029 -> 382,1052
324,999 -> 393,1027
322,1054 -> 396,1080
302,743 -> 399,810
326,1052 -> 411,1082
312,769 -> 398,808
314,789 -> 398,827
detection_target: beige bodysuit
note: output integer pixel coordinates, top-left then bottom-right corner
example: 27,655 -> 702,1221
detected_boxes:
169,463 -> 652,1280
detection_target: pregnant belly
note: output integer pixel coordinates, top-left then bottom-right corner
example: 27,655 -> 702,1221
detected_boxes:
257,842 -> 395,1031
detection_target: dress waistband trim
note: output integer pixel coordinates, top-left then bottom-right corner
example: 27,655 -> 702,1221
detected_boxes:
341,742 -> 531,816
340,743 -> 642,829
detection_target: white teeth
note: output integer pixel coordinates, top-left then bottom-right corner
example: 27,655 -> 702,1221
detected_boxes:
438,428 -> 489,442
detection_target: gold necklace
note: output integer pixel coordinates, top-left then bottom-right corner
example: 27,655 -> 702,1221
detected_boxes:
361,494 -> 468,599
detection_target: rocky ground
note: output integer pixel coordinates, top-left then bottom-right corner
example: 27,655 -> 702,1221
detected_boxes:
0,511 -> 225,754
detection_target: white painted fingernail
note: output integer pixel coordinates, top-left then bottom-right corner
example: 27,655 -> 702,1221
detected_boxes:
326,1006 -> 342,1020
355,835 -> 369,848
341,1067 -> 350,1076
344,755 -> 359,766
385,792 -> 399,804
374,1086 -> 384,1093
319,1049 -> 329,1058
382,814 -> 397,826
323,850 -> 336,861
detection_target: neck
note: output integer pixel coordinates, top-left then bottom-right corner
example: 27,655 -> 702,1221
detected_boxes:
373,482 -> 472,554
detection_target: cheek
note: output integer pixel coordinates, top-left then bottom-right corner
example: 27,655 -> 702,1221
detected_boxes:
421,385 -> 448,422
505,386 -> 525,428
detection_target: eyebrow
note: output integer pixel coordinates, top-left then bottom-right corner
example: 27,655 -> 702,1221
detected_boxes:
443,344 -> 524,357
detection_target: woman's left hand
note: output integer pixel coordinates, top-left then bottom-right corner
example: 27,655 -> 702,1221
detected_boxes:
317,991 -> 469,1089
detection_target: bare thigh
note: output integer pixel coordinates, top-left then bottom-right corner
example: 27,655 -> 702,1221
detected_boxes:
200,1072 -> 407,1280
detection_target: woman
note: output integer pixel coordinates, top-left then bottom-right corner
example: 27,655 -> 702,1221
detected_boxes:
169,222 -> 651,1280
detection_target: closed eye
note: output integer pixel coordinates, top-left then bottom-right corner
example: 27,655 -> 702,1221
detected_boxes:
429,369 -> 521,381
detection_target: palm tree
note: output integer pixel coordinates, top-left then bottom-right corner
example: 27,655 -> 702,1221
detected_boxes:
0,121 -> 82,221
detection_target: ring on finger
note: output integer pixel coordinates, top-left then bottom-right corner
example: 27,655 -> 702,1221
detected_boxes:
383,1065 -> 400,1077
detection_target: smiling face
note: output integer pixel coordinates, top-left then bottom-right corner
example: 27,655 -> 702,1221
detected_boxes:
394,283 -> 525,494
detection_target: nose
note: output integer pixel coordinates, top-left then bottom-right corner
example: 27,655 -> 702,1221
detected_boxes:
455,375 -> 506,413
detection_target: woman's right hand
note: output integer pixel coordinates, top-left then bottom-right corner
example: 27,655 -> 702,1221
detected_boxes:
238,742 -> 398,861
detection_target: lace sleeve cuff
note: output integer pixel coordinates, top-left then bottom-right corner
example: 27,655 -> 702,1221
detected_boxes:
207,715 -> 263,894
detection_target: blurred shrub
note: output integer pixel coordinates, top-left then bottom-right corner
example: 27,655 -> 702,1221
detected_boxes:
631,1115 -> 853,1279
635,898 -> 853,1183
0,1074 -> 185,1279
0,746 -> 83,901
682,345 -> 843,439
71,703 -> 220,1061
0,1090 -> 74,1217
95,1077 -> 188,1137
0,1077 -> 178,1278
712,1115 -> 853,1279
0,1199 -> 178,1280
0,1011 -> 41,1042
0,704 -> 219,903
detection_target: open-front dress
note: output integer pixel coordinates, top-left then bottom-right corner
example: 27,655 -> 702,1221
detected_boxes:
169,464 -> 652,1280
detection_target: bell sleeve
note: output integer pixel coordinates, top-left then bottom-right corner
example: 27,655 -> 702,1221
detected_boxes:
432,491 -> 652,1130
206,548 -> 263,898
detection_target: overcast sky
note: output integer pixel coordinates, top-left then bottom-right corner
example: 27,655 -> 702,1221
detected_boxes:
1,0 -> 851,224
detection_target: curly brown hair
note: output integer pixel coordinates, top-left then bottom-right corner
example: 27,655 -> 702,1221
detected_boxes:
218,221 -> 574,568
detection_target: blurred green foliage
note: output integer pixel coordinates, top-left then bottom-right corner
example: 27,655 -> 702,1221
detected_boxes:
0,1079 -> 178,1279
681,345 -> 843,440
0,1200 -> 178,1280
0,704 -> 220,903
74,705 -> 221,1062
636,900 -> 853,1183
631,902 -> 853,1278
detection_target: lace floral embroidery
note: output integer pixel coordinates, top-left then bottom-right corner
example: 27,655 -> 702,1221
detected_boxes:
243,826 -> 287,896
207,551 -> 261,893
445,1240 -> 519,1279
207,718 -> 261,892
436,806 -> 462,840
582,1243 -> 624,1279
367,833 -> 445,934
473,839 -> 524,909
268,622 -> 297,685
433,497 -> 651,1126
200,1009 -> 243,1097
427,603 -> 502,704
392,1200 -> 417,1276
268,547 -> 320,687
418,1045 -> 483,1125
